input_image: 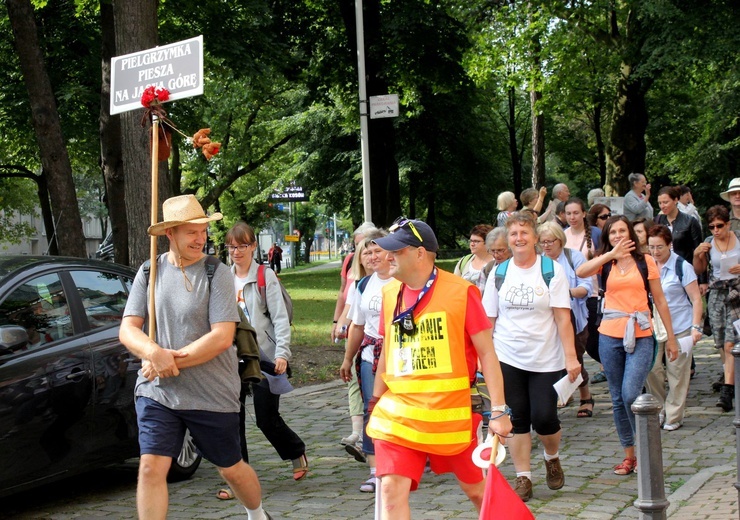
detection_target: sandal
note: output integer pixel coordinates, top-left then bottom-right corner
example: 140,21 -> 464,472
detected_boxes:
216,488 -> 235,500
614,457 -> 637,475
360,476 -> 376,493
577,398 -> 595,418
292,454 -> 309,481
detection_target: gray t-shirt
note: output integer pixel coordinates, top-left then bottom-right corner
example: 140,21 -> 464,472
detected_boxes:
124,255 -> 241,413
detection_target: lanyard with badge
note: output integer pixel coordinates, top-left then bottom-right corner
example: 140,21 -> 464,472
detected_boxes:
392,267 -> 437,375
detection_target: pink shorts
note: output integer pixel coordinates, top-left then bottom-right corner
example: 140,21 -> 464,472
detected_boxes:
374,415 -> 484,491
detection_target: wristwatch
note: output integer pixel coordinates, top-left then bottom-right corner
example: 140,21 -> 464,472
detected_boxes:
691,325 -> 703,332
490,405 -> 512,417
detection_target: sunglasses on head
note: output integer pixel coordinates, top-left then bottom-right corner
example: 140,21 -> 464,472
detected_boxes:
597,213 -> 612,221
708,223 -> 726,230
390,217 -> 424,244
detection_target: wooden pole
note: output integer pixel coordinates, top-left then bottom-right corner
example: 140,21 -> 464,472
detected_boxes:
148,116 -> 159,340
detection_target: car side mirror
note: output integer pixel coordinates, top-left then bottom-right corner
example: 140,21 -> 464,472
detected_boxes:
0,325 -> 30,356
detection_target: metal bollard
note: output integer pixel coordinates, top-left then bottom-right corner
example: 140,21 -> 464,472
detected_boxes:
732,342 -> 740,516
632,393 -> 669,519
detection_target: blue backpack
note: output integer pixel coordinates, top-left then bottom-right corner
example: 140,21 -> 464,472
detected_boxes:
494,256 -> 555,291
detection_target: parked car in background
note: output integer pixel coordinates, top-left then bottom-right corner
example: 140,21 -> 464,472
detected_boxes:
0,256 -> 201,497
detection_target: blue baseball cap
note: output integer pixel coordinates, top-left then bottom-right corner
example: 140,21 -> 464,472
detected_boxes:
373,218 -> 439,253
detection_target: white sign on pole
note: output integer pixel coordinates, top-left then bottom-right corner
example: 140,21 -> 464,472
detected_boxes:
110,35 -> 204,115
369,94 -> 399,119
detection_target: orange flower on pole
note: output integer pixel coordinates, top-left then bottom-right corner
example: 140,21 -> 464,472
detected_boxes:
192,128 -> 221,161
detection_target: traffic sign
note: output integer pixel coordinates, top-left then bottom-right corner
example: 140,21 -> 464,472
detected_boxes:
110,35 -> 204,115
285,235 -> 300,242
369,94 -> 399,119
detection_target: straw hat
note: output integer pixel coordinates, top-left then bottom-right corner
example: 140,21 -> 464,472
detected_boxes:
720,178 -> 740,201
148,195 -> 223,236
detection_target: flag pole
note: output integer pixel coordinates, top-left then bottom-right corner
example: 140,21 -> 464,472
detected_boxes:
148,115 -> 160,340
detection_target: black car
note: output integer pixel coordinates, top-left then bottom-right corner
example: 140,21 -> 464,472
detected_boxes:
0,256 -> 201,497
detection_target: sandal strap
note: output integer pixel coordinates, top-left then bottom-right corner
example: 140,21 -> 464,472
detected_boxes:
579,398 -> 595,406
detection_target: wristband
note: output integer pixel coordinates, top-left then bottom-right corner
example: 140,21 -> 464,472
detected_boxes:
691,325 -> 702,332
333,320 -> 338,324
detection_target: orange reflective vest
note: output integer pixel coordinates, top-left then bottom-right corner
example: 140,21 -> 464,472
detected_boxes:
367,270 -> 473,455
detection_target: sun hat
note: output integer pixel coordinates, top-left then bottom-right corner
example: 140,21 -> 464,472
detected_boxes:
373,218 -> 439,253
720,178 -> 740,201
148,195 -> 223,236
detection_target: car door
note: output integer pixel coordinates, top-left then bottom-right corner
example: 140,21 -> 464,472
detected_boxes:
69,268 -> 140,464
0,271 -> 93,494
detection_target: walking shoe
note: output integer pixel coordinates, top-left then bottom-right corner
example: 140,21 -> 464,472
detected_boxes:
544,458 -> 565,490
341,432 -> 361,445
663,423 -> 682,431
513,476 -> 533,502
344,441 -> 367,463
591,371 -> 607,384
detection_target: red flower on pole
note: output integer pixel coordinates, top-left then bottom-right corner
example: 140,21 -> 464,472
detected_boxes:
141,86 -> 170,108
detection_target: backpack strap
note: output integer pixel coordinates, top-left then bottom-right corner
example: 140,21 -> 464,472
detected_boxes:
257,263 -> 272,319
144,254 -> 219,292
563,248 -> 575,272
540,255 -> 555,288
457,254 -> 474,275
357,275 -> 372,294
600,257 -> 651,311
494,259 -> 511,292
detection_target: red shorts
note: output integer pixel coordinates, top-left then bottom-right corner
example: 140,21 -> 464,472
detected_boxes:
374,415 -> 484,491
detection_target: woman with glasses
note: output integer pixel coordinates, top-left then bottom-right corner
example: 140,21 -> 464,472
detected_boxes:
577,216 -> 677,476
217,222 -> 307,500
482,211 -> 581,502
644,225 -> 703,431
478,227 -> 512,295
693,206 -> 740,412
454,224 -> 494,286
588,204 -> 611,231
538,222 -> 595,418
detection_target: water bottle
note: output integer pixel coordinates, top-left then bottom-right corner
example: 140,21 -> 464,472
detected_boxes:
334,325 -> 348,343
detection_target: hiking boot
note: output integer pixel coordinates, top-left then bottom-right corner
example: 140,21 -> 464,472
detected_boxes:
513,476 -> 533,502
717,384 -> 734,412
545,458 -> 565,490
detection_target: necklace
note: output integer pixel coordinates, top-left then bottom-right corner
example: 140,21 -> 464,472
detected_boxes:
617,258 -> 635,274
716,235 -> 731,259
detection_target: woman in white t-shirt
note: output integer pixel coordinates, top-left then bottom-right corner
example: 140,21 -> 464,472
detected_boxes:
482,211 -> 581,503
339,234 -> 394,494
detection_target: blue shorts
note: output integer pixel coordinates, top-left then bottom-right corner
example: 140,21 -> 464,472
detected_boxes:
135,396 -> 242,468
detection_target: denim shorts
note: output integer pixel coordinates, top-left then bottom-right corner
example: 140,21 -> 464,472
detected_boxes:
136,396 -> 242,468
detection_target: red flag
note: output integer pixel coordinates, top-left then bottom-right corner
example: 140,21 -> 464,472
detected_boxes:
478,438 -> 535,520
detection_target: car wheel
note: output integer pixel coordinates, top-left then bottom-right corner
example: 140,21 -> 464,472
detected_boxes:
167,429 -> 201,482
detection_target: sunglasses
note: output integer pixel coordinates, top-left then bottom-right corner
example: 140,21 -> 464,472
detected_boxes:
597,213 -> 612,221
390,217 -> 424,245
708,223 -> 726,230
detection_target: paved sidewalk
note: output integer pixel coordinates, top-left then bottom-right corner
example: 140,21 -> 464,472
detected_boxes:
6,338 -> 738,519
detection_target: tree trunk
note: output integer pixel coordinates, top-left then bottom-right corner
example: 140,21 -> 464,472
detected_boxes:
530,88 -> 545,190
605,63 -> 649,196
99,0 -> 128,265
507,87 -> 523,198
113,0 -> 171,267
339,0 -> 401,228
6,0 -> 86,257
592,102 -> 607,188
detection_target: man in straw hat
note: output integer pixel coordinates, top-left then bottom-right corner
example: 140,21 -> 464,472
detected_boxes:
120,195 -> 273,520
720,178 -> 740,232
365,217 -> 512,519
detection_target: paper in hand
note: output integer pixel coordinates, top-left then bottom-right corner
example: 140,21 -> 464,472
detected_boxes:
678,336 -> 694,356
553,373 -> 584,407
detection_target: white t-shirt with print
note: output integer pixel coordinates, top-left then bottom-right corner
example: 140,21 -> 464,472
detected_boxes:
349,273 -> 394,363
482,257 -> 571,372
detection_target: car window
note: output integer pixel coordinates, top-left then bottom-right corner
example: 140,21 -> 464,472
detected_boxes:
0,273 -> 71,354
70,271 -> 128,330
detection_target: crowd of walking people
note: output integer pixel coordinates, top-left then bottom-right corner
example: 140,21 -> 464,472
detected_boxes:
118,175 -> 740,519
329,175 -> 740,515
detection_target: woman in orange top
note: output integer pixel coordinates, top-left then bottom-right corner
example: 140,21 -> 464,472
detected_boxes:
577,216 -> 678,476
